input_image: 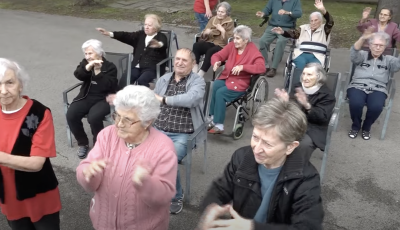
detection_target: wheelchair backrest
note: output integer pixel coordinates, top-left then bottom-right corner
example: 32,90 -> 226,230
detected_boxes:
325,72 -> 341,101
104,52 -> 133,86
203,81 -> 213,118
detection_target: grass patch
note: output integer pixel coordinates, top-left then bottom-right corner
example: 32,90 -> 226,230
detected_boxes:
0,0 -> 374,48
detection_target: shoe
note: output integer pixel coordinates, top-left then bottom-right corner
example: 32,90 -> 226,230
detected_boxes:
208,127 -> 224,134
77,145 -> 89,159
170,192 -> 184,214
207,121 -> 215,131
266,68 -> 277,77
362,131 -> 370,140
348,130 -> 359,139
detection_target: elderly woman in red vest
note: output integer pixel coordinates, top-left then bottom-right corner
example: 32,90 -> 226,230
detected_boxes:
208,25 -> 265,134
0,58 -> 61,229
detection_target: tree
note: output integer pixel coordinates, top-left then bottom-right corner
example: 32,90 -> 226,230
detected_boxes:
375,0 -> 400,24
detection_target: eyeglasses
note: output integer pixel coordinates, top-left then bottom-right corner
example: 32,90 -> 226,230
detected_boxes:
112,112 -> 140,126
371,44 -> 386,48
379,13 -> 390,17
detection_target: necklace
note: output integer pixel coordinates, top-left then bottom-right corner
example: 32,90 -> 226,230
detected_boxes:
126,142 -> 139,150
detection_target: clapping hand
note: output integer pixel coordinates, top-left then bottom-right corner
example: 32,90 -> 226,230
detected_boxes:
256,11 -> 264,18
231,65 -> 243,75
213,61 -> 221,71
148,39 -> 162,48
96,28 -> 110,36
314,0 -> 326,14
362,7 -> 372,19
206,206 -> 253,230
132,160 -> 151,187
278,9 -> 287,15
294,87 -> 311,109
82,160 -> 108,182
197,204 -> 230,230
271,27 -> 284,35
274,88 -> 289,102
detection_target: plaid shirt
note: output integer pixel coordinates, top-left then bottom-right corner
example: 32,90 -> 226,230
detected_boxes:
154,74 -> 194,134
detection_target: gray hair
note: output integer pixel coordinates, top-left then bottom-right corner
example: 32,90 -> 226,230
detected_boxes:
252,98 -> 307,144
233,25 -> 252,42
309,11 -> 323,22
113,85 -> 161,127
302,62 -> 327,85
176,48 -> 196,62
216,2 -> 231,16
368,32 -> 391,47
145,14 -> 162,32
0,58 -> 30,94
81,39 -> 105,57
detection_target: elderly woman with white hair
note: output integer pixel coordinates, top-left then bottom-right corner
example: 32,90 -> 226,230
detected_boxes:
275,63 -> 336,160
0,58 -> 61,229
347,28 -> 400,140
192,1 -> 235,77
67,39 -> 118,159
76,85 -> 177,230
97,14 -> 168,88
208,25 -> 265,134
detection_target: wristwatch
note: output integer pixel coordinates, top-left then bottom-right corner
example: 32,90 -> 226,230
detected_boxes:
289,11 -> 292,15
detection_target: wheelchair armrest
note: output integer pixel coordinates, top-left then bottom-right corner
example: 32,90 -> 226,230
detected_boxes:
194,33 -> 201,43
156,57 -> 174,79
62,82 -> 83,105
389,79 -> 396,100
329,107 -> 339,127
188,122 -> 206,142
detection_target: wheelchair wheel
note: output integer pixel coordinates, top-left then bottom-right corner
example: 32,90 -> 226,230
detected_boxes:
250,76 -> 269,116
232,123 -> 244,140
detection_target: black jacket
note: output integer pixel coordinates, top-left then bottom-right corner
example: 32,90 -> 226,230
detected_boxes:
112,30 -> 168,70
73,57 -> 118,102
292,83 -> 336,150
201,146 -> 324,230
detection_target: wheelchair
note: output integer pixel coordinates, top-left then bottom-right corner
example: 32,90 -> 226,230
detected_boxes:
209,66 -> 269,140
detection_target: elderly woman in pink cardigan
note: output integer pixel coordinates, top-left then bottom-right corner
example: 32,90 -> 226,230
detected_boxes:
76,85 -> 177,230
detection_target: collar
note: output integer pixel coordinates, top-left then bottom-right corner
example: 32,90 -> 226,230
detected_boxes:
367,51 -> 384,61
212,16 -> 233,26
170,72 -> 192,82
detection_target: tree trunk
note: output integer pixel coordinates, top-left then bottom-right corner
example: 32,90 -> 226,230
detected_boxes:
375,0 -> 400,24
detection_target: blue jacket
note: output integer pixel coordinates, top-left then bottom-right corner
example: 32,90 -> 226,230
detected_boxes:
263,0 -> 302,29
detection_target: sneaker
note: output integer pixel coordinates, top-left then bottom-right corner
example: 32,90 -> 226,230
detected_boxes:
362,131 -> 371,140
170,193 -> 184,214
266,68 -> 277,78
77,145 -> 89,159
348,130 -> 359,139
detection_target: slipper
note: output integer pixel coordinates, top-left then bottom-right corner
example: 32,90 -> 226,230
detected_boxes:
208,127 -> 224,134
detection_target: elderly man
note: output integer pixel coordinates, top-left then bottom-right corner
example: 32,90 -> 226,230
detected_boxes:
198,98 -> 323,230
272,0 -> 333,78
153,48 -> 206,214
256,0 -> 303,77
347,28 -> 400,140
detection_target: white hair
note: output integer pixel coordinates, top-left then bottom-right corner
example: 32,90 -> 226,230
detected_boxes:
234,25 -> 252,42
216,2 -> 232,16
113,85 -> 161,126
81,39 -> 105,57
369,32 -> 391,46
0,58 -> 30,94
309,11 -> 323,22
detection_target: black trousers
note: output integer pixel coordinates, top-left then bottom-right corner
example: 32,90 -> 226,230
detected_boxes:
119,67 -> 157,89
295,134 -> 317,161
193,41 -> 223,72
66,97 -> 110,146
7,212 -> 60,230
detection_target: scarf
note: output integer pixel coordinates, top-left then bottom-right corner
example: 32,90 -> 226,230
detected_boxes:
302,83 -> 322,95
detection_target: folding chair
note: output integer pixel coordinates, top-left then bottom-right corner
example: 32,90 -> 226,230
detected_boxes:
63,52 -> 133,147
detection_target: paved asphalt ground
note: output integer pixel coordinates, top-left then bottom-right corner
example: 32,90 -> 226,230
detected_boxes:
0,9 -> 400,230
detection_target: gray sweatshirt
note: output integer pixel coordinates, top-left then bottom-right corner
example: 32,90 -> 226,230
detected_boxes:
348,46 -> 400,95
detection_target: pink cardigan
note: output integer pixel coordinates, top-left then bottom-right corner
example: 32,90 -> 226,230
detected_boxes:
76,126 -> 177,230
357,19 -> 400,48
211,42 -> 265,92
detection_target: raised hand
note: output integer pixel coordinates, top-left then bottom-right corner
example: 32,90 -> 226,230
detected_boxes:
82,159 -> 107,182
314,0 -> 326,14
294,87 -> 310,108
132,161 -> 151,187
213,61 -> 221,71
271,27 -> 284,35
362,7 -> 372,19
274,88 -> 289,102
362,25 -> 376,40
256,11 -> 264,18
96,28 -> 110,36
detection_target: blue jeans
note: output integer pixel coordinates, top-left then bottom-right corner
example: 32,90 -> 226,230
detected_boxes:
195,12 -> 208,32
347,88 -> 387,132
292,52 -> 321,70
160,131 -> 188,200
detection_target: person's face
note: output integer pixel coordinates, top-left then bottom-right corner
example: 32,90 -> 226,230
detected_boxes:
301,67 -> 318,88
113,109 -> 146,141
84,46 -> 101,62
174,50 -> 194,77
251,126 -> 298,168
369,38 -> 386,57
309,14 -> 322,31
144,17 -> 158,35
379,9 -> 391,23
216,6 -> 227,19
0,69 -> 22,107
233,34 -> 248,50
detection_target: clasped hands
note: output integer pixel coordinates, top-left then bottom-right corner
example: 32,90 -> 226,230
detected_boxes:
213,61 -> 243,75
197,204 -> 253,230
86,59 -> 103,71
274,88 -> 311,110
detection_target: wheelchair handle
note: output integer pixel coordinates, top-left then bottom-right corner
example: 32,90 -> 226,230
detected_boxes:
259,16 -> 269,27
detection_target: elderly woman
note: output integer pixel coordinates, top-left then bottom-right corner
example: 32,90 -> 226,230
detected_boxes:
357,7 -> 400,48
76,85 -> 177,230
347,29 -> 400,140
192,2 -> 234,77
67,39 -> 118,159
275,63 -> 336,160
0,58 -> 61,229
208,25 -> 265,134
198,98 -> 323,230
97,14 -> 168,88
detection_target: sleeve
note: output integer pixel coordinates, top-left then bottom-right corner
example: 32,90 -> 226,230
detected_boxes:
112,31 -> 140,47
356,20 -> 372,33
283,27 -> 301,39
133,146 -> 178,207
92,61 -> 118,93
222,21 -> 235,44
388,55 -> 400,73
202,17 -> 214,33
306,93 -> 336,125
74,59 -> 92,81
290,0 -> 302,19
323,11 -> 334,38
391,24 -> 400,43
211,43 -> 231,65
253,173 -> 324,230
350,46 -> 366,65
76,128 -> 108,193
200,151 -> 238,212
262,0 -> 273,16
165,75 -> 206,108
154,33 -> 168,55
241,49 -> 266,75
30,109 -> 56,157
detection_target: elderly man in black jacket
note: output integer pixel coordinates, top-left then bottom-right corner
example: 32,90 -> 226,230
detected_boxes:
66,39 -> 118,159
198,97 -> 323,230
97,14 -> 168,88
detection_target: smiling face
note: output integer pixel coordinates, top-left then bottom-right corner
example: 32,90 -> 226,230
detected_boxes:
378,9 -> 392,23
309,14 -> 322,31
174,50 -> 194,77
216,6 -> 227,20
301,66 -> 318,88
114,108 -> 147,143
0,68 -> 22,108
233,34 -> 248,50
84,46 -> 101,62
144,17 -> 158,36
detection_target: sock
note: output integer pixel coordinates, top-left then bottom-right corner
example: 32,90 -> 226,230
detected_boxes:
215,123 -> 224,130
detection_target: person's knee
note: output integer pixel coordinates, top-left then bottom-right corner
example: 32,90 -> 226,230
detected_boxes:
173,141 -> 188,161
66,106 -> 81,123
367,102 -> 384,114
293,57 -> 307,69
137,73 -> 155,86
